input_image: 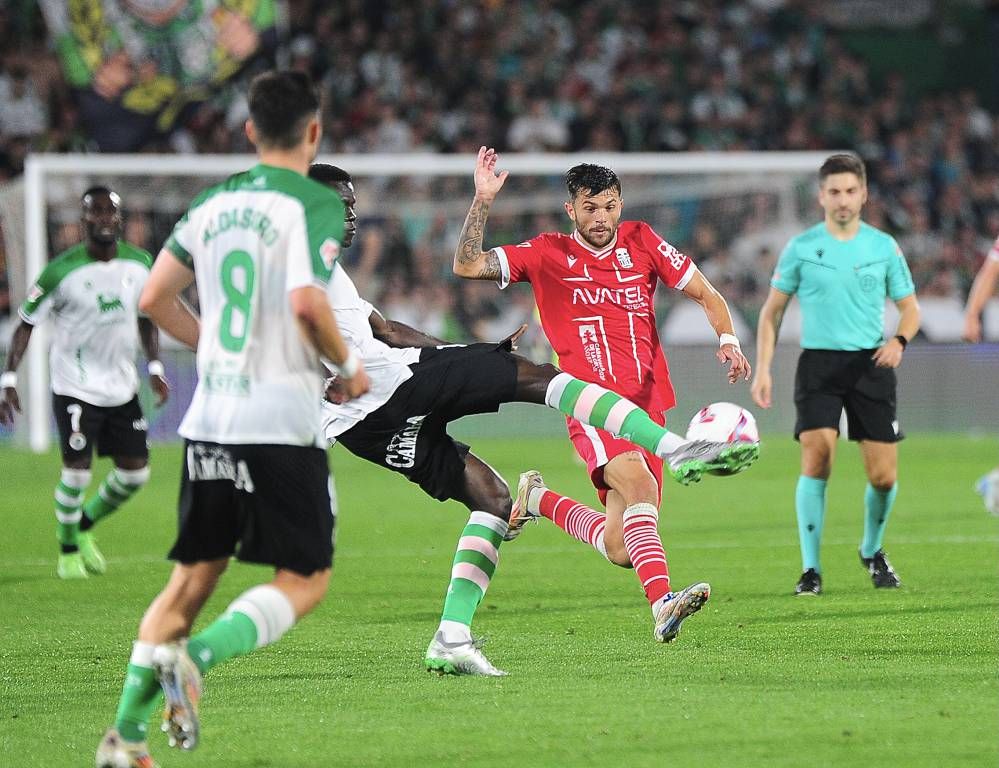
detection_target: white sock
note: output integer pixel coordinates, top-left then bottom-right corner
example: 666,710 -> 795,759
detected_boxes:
437,619 -> 472,643
526,485 -> 545,514
655,431 -> 687,456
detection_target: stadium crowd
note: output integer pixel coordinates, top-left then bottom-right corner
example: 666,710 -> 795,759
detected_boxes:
0,0 -> 995,342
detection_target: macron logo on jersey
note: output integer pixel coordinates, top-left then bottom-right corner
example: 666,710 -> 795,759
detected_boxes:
320,238 -> 340,270
567,254 -> 577,268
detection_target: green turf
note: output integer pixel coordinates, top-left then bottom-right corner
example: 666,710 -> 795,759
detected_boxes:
1,435 -> 997,767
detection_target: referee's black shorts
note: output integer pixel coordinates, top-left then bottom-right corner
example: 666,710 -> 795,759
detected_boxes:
794,348 -> 903,443
337,343 -> 519,502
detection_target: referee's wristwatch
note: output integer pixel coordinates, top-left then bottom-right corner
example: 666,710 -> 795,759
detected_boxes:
894,335 -> 908,348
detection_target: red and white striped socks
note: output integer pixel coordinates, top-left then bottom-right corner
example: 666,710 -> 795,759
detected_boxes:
536,490 -> 609,559
622,503 -> 671,605
532,489 -> 673,606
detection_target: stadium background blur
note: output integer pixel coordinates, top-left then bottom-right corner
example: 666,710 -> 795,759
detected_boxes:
0,0 -> 997,442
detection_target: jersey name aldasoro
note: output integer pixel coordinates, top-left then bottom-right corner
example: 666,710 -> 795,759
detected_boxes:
320,267 -> 420,440
493,221 -> 697,414
165,164 -> 345,447
19,241 -> 152,407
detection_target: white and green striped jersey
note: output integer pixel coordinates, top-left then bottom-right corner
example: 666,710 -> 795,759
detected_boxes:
165,163 -> 345,447
19,241 -> 152,407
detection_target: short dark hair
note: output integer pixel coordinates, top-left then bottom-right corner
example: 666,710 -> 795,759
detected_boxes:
308,164 -> 352,186
819,153 -> 866,185
81,186 -> 120,209
565,164 -> 621,200
247,70 -> 321,149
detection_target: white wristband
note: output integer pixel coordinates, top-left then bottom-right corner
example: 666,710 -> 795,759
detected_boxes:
336,352 -> 360,379
0,371 -> 16,389
147,360 -> 165,377
719,333 -> 741,349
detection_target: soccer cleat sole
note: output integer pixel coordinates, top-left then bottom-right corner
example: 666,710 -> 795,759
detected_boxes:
655,583 -> 711,643
425,657 -> 458,675
672,442 -> 759,485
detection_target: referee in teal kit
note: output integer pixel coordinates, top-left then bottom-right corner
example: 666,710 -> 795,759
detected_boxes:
751,153 -> 921,595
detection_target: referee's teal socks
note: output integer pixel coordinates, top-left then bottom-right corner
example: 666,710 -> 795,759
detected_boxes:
796,475 -> 827,572
860,482 -> 898,558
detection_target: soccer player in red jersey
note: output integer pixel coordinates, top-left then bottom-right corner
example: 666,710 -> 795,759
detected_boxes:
453,147 -> 757,642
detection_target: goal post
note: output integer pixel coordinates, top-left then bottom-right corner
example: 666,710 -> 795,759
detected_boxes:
6,150 -> 831,452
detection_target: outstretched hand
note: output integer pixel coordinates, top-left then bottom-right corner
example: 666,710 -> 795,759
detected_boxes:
473,146 -> 509,202
717,344 -> 752,384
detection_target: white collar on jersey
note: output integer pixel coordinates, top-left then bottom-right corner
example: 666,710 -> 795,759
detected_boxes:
571,228 -> 618,259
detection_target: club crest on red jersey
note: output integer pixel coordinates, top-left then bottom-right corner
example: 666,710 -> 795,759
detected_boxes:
615,248 -> 633,269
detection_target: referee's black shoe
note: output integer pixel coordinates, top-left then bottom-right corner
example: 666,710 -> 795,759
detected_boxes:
794,568 -> 822,595
860,549 -> 901,588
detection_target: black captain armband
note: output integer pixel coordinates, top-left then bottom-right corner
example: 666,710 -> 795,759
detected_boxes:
894,335 -> 908,348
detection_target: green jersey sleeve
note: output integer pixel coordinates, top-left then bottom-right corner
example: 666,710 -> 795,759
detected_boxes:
18,247 -> 89,325
885,237 -> 915,301
771,240 -> 800,295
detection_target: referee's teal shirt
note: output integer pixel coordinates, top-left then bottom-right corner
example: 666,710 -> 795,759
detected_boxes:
771,221 -> 916,350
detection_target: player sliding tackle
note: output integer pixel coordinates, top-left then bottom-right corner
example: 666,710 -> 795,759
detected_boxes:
453,148 -> 758,643
314,162 -> 757,675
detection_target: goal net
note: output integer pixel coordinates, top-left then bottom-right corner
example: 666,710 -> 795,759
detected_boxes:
0,151 -> 857,450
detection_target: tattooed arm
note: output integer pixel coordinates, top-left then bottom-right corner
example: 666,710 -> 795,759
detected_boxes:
453,146 -> 508,282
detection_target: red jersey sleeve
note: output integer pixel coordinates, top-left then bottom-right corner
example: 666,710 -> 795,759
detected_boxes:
637,222 -> 697,290
491,233 -> 549,289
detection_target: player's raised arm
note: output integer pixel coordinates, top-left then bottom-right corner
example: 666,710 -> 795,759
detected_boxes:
453,146 -> 509,281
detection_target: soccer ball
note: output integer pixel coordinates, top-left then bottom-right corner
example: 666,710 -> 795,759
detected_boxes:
686,402 -> 759,445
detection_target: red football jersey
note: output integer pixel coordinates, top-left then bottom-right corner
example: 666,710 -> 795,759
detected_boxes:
493,220 -> 697,414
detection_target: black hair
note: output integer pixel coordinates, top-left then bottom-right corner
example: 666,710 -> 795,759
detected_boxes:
565,164 -> 621,200
81,186 -> 120,209
247,70 -> 321,150
819,153 -> 866,185
308,164 -> 352,185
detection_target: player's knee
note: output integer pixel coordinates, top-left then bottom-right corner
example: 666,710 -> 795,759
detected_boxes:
869,472 -> 896,491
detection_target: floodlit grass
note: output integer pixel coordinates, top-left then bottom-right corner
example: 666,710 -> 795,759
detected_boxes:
1,435 -> 996,767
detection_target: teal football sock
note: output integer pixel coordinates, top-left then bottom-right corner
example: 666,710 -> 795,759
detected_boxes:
860,483 -> 898,558
796,475 -> 827,572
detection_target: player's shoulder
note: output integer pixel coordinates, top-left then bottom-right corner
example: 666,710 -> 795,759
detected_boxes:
524,230 -> 571,251
38,243 -> 92,287
786,222 -> 827,251
858,221 -> 900,251
115,241 -> 154,269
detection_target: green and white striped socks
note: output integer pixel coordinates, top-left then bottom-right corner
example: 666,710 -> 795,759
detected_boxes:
55,468 -> 90,552
81,466 -> 150,531
437,511 -> 507,642
545,372 -> 686,455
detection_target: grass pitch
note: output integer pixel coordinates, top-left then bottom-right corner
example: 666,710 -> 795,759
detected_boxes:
1,435 -> 996,767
